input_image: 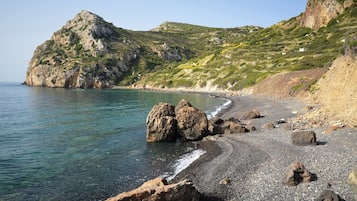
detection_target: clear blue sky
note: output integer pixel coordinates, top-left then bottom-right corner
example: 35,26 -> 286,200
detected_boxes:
0,0 -> 307,82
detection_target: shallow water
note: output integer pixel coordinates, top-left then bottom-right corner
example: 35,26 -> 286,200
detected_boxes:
0,83 -> 229,201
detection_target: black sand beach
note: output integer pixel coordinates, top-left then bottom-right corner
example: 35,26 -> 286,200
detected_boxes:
173,95 -> 357,201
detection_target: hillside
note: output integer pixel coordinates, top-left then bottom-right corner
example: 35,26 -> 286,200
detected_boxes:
24,0 -> 357,91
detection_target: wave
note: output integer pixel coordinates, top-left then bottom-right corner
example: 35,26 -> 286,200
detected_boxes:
206,98 -> 232,119
164,149 -> 206,181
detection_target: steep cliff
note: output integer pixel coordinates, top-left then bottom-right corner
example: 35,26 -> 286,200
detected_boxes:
24,10 -> 136,88
301,0 -> 355,30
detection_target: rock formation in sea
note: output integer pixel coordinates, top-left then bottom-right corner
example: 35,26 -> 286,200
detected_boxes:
146,99 -> 208,142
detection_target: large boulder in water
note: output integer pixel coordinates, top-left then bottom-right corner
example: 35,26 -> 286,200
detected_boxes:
106,177 -> 200,201
146,103 -> 178,142
175,99 -> 208,141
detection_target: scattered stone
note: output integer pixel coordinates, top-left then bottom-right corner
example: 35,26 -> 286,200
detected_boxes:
240,109 -> 261,120
106,177 -> 200,201
262,122 -> 275,129
291,130 -> 317,146
315,189 -> 342,201
283,162 -> 316,186
175,99 -> 209,141
146,103 -> 178,142
223,118 -> 247,134
324,121 -> 345,134
245,123 -> 256,132
348,167 -> 357,201
219,178 -> 231,185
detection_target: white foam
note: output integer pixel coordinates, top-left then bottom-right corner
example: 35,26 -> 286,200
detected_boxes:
165,149 -> 206,181
206,98 -> 232,119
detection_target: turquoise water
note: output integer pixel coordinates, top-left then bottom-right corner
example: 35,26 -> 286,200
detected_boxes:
0,83 -> 228,201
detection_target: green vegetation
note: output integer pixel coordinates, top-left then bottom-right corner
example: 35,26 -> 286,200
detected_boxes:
33,5 -> 357,90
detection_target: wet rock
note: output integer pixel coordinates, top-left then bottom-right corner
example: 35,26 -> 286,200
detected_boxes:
175,99 -> 209,141
283,162 -> 316,186
146,103 -> 178,142
291,130 -> 317,146
106,177 -> 200,201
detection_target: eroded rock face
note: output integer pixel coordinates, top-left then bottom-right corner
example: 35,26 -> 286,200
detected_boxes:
302,0 -> 354,30
106,177 -> 200,201
175,99 -> 209,141
146,103 -> 178,142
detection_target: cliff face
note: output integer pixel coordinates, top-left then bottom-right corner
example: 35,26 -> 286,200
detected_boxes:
24,10 -> 190,88
301,0 -> 354,30
24,10 -> 131,88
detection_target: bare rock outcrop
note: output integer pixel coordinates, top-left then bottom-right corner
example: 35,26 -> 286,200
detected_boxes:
283,162 -> 316,186
301,0 -> 354,30
24,10 -> 138,89
146,103 -> 178,142
106,177 -> 200,201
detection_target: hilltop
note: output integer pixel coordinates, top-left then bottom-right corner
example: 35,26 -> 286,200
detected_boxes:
23,0 -> 357,126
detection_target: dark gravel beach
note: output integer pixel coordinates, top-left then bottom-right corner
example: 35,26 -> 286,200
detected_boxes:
174,95 -> 357,201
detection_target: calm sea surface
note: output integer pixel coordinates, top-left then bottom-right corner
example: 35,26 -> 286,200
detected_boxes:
0,82 -> 228,201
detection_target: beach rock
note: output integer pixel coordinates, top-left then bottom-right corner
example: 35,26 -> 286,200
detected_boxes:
240,109 -> 261,120
283,162 -> 316,186
262,122 -> 275,129
175,99 -> 208,141
348,167 -> 357,200
146,103 -> 178,142
291,130 -> 317,146
106,177 -> 200,201
219,178 -> 231,185
245,123 -> 256,132
223,117 -> 247,134
315,189 -> 343,201
208,117 -> 225,134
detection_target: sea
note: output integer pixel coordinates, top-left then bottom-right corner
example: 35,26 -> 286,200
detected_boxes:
0,82 -> 231,201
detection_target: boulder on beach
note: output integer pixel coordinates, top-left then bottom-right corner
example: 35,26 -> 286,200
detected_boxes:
240,109 -> 261,120
223,117 -> 248,134
146,99 -> 209,142
291,130 -> 317,146
146,103 -> 178,142
106,177 -> 200,201
175,99 -> 209,141
283,162 -> 316,186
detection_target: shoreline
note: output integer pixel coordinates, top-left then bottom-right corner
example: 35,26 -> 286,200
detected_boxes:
170,94 -> 357,200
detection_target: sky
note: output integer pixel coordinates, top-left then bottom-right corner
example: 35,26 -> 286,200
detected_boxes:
0,0 -> 307,82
